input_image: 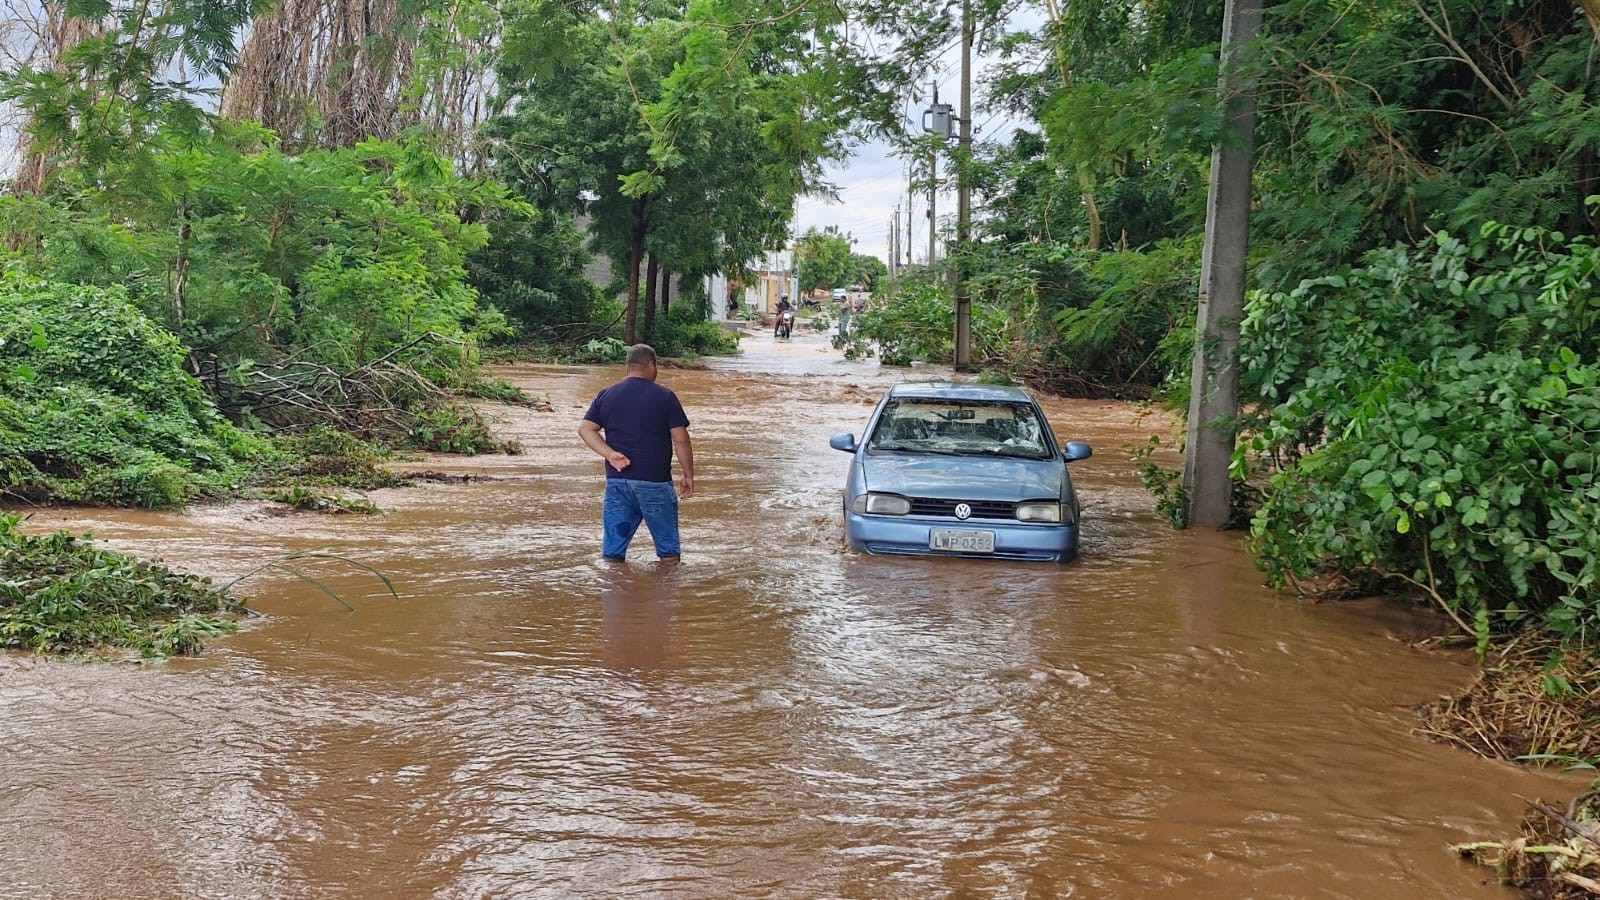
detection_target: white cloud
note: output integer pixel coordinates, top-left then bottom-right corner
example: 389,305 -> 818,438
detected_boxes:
793,16 -> 1044,268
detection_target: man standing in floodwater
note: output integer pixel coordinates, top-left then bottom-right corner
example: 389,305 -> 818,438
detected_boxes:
578,344 -> 695,562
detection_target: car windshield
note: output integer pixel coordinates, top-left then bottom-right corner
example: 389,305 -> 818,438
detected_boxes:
867,399 -> 1054,459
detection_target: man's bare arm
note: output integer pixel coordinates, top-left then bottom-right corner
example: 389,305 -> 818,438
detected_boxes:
671,426 -> 695,498
579,420 -> 630,471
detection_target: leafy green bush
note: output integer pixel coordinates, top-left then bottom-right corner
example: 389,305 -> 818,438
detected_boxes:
260,426 -> 410,490
468,208 -> 607,342
1242,224 -> 1600,645
410,403 -> 521,455
264,487 -> 382,515
646,303 -> 738,358
837,275 -> 1011,368
0,276 -> 262,506
838,279 -> 954,365
0,512 -> 242,656
581,337 -> 629,363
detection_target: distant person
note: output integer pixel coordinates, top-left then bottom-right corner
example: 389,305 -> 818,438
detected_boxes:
775,294 -> 793,337
578,344 -> 695,562
838,298 -> 851,340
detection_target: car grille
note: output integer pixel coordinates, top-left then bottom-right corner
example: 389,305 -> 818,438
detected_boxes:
863,542 -> 1061,562
906,497 -> 1018,519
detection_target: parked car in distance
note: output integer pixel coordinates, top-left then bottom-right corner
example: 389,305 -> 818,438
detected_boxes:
828,382 -> 1092,562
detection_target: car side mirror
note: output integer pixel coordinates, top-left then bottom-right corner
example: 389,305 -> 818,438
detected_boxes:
829,433 -> 858,452
1063,441 -> 1092,462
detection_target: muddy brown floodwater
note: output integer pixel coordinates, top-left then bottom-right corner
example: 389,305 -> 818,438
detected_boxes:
0,327 -> 1581,898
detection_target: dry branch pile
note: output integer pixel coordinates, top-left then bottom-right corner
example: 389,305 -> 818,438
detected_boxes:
1416,637 -> 1600,764
199,332 -> 487,444
1455,794 -> 1600,898
1421,635 -> 1600,896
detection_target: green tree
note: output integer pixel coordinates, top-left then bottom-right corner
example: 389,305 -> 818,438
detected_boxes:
796,225 -> 856,292
490,0 -> 865,343
854,253 -> 888,291
1,0 -> 271,194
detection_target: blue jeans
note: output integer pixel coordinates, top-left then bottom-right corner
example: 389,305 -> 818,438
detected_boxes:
602,479 -> 681,559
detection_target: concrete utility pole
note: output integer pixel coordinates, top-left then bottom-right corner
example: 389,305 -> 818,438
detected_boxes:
953,0 -> 974,369
889,208 -> 899,291
1182,0 -> 1262,529
904,158 -> 916,268
928,84 -> 939,268
905,202 -> 913,268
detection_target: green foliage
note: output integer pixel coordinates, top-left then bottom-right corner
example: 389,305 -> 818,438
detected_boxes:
263,487 -> 382,515
0,512 -> 242,657
955,130 -> 1203,397
796,226 -> 880,292
260,427 -> 410,490
1251,0 -> 1600,293
837,279 -> 954,366
0,276 -> 260,507
1243,224 -> 1600,642
833,272 -> 1011,367
646,303 -> 739,359
1132,435 -> 1188,529
0,0 -> 270,195
1038,238 -> 1200,397
459,375 -> 532,405
1,135 -> 512,377
409,404 -> 521,455
490,0 -> 848,343
582,337 -> 630,363
466,207 -> 607,343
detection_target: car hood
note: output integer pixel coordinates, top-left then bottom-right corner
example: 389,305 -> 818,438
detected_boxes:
860,453 -> 1065,500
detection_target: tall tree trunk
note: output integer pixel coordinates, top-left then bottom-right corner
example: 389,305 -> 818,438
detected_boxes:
220,0 -> 455,152
624,199 -> 646,345
1581,0 -> 1600,43
8,9 -> 107,195
643,252 -> 659,341
1042,0 -> 1103,251
173,201 -> 191,331
659,265 -> 671,313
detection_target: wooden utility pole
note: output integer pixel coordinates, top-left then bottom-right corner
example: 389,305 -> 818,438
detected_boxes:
953,0 -> 974,369
1182,0 -> 1261,528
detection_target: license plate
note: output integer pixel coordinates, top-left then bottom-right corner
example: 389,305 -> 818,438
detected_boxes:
929,529 -> 995,553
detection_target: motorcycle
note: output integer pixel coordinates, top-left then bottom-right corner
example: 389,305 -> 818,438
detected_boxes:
774,308 -> 796,339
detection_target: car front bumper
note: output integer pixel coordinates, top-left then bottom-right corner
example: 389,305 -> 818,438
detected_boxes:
843,511 -> 1080,562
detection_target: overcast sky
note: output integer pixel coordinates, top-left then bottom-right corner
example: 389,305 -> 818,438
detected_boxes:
794,10 -> 1044,269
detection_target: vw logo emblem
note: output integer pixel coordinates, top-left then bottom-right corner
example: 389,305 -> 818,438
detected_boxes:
954,503 -> 973,520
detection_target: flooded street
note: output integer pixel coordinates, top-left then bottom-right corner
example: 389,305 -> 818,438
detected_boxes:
0,327 -> 1578,898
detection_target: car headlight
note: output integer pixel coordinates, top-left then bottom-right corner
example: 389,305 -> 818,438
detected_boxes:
1015,501 -> 1062,523
851,492 -> 911,515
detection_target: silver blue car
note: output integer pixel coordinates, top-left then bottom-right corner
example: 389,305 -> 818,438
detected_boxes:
828,383 -> 1092,562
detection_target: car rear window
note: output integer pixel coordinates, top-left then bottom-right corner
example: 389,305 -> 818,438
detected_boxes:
868,400 -> 1054,459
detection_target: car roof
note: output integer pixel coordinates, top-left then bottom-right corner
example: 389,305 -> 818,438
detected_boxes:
885,382 -> 1038,404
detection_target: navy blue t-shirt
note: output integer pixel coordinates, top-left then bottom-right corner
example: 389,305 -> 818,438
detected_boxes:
583,376 -> 691,482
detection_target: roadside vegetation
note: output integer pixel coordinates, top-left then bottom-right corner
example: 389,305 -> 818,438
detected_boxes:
1,0 -> 1598,889
840,3 -> 1600,659
0,512 -> 243,657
